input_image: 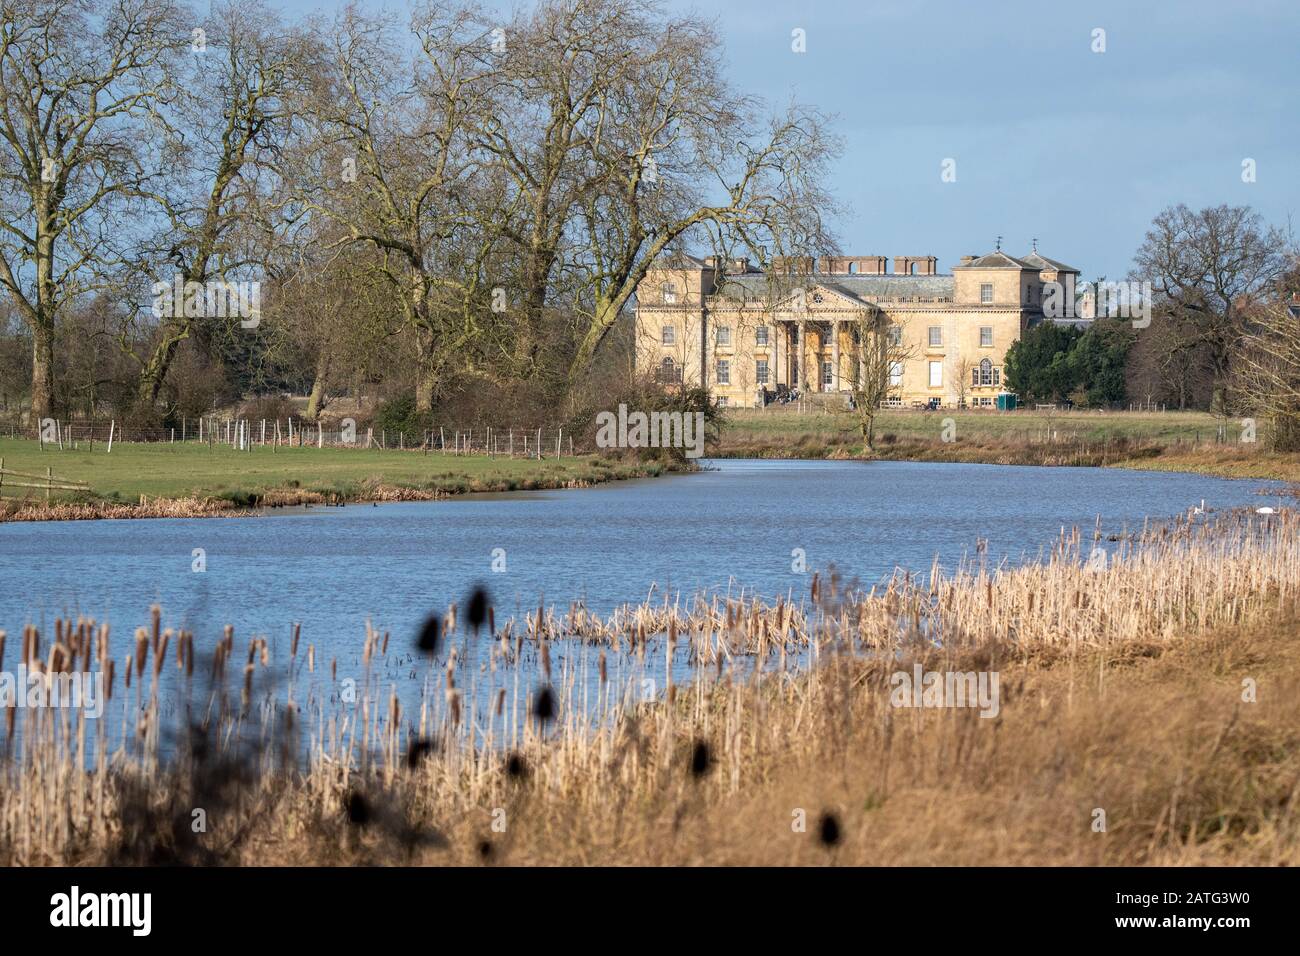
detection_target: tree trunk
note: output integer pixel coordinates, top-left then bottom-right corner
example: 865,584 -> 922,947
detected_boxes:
414,330 -> 437,414
305,353 -> 331,421
30,318 -> 55,422
415,373 -> 435,414
137,318 -> 190,408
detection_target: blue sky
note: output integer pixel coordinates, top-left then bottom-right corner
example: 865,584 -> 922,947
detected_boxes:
284,0 -> 1298,279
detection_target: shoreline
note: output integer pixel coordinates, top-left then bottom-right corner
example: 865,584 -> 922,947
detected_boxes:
4,448 -> 1294,523
708,440 -> 1300,485
0,457 -> 690,523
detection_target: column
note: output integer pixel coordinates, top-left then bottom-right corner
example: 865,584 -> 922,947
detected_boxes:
790,319 -> 800,390
831,319 -> 840,392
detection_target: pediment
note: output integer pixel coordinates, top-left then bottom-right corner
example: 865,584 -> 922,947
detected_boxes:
770,284 -> 870,315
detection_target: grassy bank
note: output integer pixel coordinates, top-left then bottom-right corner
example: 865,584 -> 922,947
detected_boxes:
2,510 -> 1296,865
717,408 -> 1300,482
0,437 -> 678,520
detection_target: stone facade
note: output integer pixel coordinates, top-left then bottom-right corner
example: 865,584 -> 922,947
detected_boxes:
634,249 -> 1081,407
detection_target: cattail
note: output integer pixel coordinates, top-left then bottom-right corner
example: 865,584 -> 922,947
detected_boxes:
291,623 -> 301,659
598,650 -> 607,684
308,644 -> 315,672
106,659 -> 115,700
155,630 -> 170,679
540,642 -> 551,680
495,687 -> 505,717
134,628 -> 148,678
150,604 -> 161,653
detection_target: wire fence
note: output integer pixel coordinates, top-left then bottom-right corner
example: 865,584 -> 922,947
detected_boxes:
0,417 -> 586,457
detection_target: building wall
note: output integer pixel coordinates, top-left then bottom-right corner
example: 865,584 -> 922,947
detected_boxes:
636,259 -> 1051,407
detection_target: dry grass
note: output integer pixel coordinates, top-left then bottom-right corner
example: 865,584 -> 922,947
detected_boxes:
717,408 -> 1300,482
1,509 -> 1297,865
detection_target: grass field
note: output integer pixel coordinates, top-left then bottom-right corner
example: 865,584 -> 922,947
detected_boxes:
0,438 -> 669,517
717,408 -> 1300,481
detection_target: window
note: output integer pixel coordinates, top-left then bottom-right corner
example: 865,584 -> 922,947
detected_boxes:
661,325 -> 675,345
972,357 -> 1000,387
756,359 -> 769,385
756,324 -> 769,346
661,283 -> 677,305
822,361 -> 834,386
716,359 -> 730,385
716,325 -> 731,347
790,327 -> 799,344
980,326 -> 993,347
716,396 -> 728,407
980,283 -> 993,304
928,326 -> 942,347
928,361 -> 942,388
657,357 -> 681,384
889,360 -> 903,387
887,325 -> 902,347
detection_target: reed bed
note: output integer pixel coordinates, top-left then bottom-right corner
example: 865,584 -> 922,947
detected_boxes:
2,509 -> 1297,865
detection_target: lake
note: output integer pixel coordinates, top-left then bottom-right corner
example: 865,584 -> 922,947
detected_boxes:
2,458 -> 1284,652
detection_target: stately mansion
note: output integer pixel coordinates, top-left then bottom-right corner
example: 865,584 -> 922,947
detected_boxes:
633,249 -> 1082,407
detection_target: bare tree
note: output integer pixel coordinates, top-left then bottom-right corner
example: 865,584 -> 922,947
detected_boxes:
291,3 -> 495,414
1131,204 -> 1288,412
472,0 -> 840,392
1232,259 -> 1300,451
848,312 -> 912,450
132,0 -> 313,410
0,0 -> 180,419
953,356 -> 974,409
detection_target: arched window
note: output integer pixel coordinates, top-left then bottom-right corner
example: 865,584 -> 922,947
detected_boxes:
848,262 -> 858,274
657,356 -> 680,384
975,357 -> 993,387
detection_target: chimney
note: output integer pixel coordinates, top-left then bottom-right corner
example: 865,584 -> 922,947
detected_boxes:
959,255 -> 976,267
